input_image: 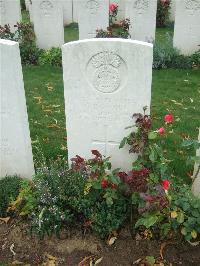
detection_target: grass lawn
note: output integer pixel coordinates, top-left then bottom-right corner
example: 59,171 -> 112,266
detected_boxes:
23,65 -> 200,180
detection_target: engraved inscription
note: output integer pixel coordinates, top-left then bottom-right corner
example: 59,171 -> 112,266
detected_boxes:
185,0 -> 200,10
0,0 -> 5,14
134,0 -> 149,14
86,0 -> 100,15
40,0 -> 53,16
86,51 -> 127,93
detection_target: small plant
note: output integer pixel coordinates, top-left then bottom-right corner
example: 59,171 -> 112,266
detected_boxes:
0,176 -> 21,217
156,0 -> 171,28
109,2 -> 118,26
38,48 -> 62,67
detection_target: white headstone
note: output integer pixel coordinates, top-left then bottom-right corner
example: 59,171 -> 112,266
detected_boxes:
77,0 -> 109,40
0,39 -> 35,179
0,0 -> 21,32
25,0 -> 30,11
32,0 -> 64,49
192,129 -> 200,198
126,0 -> 157,42
60,0 -> 73,25
62,39 -> 153,170
173,0 -> 200,55
72,0 -> 79,22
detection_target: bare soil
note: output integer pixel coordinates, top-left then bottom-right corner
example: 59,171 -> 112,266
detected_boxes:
0,219 -> 200,265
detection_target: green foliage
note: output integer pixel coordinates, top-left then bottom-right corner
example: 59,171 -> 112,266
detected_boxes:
156,0 -> 170,28
20,0 -> 26,11
39,48 -> 62,67
0,176 -> 21,217
170,186 -> 200,242
153,36 -> 199,69
0,22 -> 41,65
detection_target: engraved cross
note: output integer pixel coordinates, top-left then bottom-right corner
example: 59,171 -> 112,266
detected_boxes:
92,125 -> 120,157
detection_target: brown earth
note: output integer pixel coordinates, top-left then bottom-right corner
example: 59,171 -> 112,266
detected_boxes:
0,219 -> 200,266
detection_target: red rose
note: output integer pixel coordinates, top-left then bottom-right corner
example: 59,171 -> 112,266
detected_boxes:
161,180 -> 170,190
109,3 -> 118,12
101,179 -> 108,188
157,127 -> 165,135
164,114 -> 174,124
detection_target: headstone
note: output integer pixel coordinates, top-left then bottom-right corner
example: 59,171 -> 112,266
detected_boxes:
192,129 -> 200,198
0,39 -> 35,179
77,0 -> 109,39
25,0 -> 30,11
72,0 -> 79,22
169,0 -> 176,22
109,0 -> 125,22
62,39 -> 153,170
61,0 -> 73,25
32,0 -> 64,49
173,0 -> 200,55
126,0 -> 157,42
0,0 -> 21,32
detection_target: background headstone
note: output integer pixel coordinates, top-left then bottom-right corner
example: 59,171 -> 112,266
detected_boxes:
62,39 -> 153,170
192,129 -> 200,198
126,0 -> 157,42
0,39 -> 35,179
173,0 -> 200,55
60,0 -> 73,25
0,0 -> 21,32
72,0 -> 79,22
77,0 -> 109,39
32,0 -> 64,49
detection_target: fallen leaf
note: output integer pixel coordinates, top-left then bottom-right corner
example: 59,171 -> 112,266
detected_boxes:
0,217 -> 10,224
10,243 -> 16,256
107,236 -> 117,246
47,124 -> 60,129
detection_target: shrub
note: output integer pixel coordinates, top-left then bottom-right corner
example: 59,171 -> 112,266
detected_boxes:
156,0 -> 171,27
20,0 -> 26,10
0,22 -> 41,65
38,48 -> 62,67
0,176 -> 21,217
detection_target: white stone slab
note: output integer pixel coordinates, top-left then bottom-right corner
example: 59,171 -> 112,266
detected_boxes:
173,0 -> 200,55
32,0 -> 64,49
126,0 -> 157,42
0,0 -> 21,32
0,39 -> 35,179
192,129 -> 200,198
60,0 -> 73,25
77,0 -> 109,40
72,0 -> 79,22
169,0 -> 176,22
62,39 -> 153,170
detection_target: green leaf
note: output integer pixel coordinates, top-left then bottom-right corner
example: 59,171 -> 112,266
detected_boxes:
148,131 -> 157,140
106,197 -> 113,206
181,227 -> 187,236
149,149 -> 157,162
145,256 -> 156,266
92,181 -> 101,190
119,137 -> 127,149
135,214 -> 159,229
177,212 -> 185,224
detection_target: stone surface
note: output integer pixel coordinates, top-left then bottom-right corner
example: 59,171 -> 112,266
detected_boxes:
62,39 -> 153,170
77,0 -> 109,39
192,129 -> 200,198
0,39 -> 35,179
72,0 -> 79,22
32,0 -> 64,49
126,0 -> 157,42
25,0 -> 30,11
173,0 -> 200,55
60,0 -> 73,25
0,0 -> 21,32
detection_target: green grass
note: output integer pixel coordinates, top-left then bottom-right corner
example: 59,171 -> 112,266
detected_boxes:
22,66 -> 200,179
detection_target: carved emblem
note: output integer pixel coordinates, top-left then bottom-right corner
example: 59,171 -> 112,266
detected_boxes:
40,0 -> 53,16
87,51 -> 127,93
134,0 -> 149,14
86,0 -> 100,15
185,0 -> 200,13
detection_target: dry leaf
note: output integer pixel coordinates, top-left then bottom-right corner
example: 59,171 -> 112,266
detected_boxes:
107,236 -> 117,246
47,124 -> 60,129
0,217 -> 10,224
10,243 -> 16,256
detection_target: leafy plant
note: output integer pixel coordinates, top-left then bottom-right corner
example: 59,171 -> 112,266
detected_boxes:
109,3 -> 118,26
156,0 -> 171,28
0,176 -> 21,217
38,48 -> 62,67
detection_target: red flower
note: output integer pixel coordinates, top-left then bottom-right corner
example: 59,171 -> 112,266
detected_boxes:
157,127 -> 165,135
111,183 -> 118,189
164,114 -> 174,124
101,179 -> 109,188
109,3 -> 118,12
161,180 -> 170,190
